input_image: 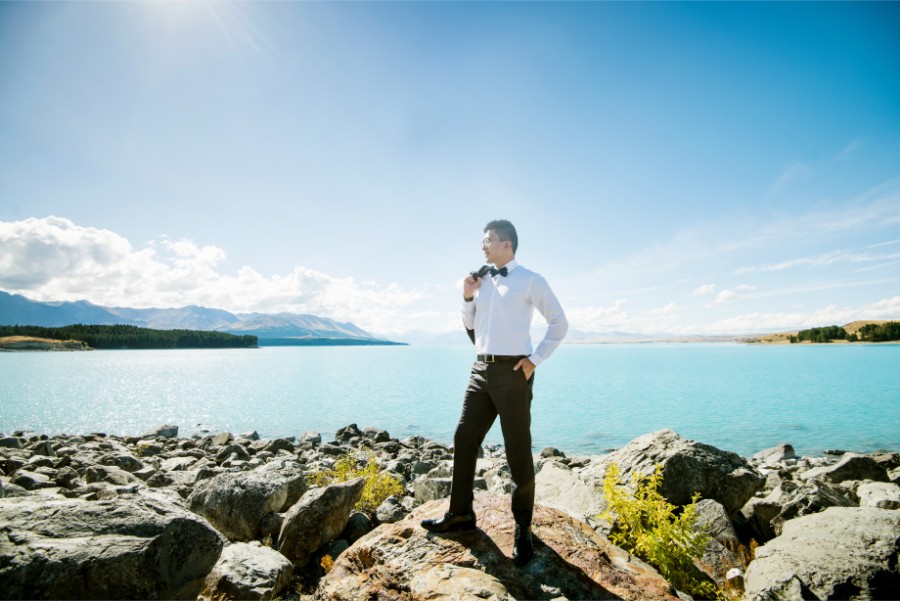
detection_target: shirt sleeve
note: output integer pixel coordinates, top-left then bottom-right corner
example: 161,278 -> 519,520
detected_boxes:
461,294 -> 476,330
527,274 -> 568,367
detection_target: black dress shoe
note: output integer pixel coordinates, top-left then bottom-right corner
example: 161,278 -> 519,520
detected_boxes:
512,524 -> 534,567
421,511 -> 477,533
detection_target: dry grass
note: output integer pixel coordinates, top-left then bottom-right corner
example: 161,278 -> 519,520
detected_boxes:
0,336 -> 89,350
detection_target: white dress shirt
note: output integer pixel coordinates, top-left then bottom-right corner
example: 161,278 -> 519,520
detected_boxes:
461,260 -> 568,366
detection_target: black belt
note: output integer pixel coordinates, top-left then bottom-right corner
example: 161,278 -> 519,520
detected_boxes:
477,354 -> 524,363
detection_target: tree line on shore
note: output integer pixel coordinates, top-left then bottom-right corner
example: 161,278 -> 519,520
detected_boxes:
0,324 -> 257,349
789,321 -> 900,343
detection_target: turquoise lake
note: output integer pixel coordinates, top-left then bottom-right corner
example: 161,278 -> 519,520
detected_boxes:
2,343 -> 898,457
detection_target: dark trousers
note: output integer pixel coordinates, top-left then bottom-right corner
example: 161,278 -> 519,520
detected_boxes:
449,359 -> 535,527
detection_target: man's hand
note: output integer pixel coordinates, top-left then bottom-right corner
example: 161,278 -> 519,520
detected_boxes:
463,274 -> 482,301
513,357 -> 535,381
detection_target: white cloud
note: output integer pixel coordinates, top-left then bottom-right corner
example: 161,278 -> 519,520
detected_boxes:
701,296 -> 900,334
693,283 -> 716,296
715,284 -> 757,304
567,299 -> 682,334
715,290 -> 737,304
736,248 -> 900,275
0,216 -> 428,333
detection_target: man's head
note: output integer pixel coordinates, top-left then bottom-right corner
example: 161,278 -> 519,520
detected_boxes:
482,219 -> 517,266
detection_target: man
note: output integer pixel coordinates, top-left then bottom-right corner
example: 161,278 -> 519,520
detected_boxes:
421,219 -> 568,567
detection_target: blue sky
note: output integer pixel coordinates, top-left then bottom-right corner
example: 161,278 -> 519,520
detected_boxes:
1,1 -> 899,339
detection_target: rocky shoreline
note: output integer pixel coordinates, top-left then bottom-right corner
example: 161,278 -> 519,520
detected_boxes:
1,425 -> 898,600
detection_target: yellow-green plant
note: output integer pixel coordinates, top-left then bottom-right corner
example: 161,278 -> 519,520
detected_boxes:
599,462 -> 720,599
310,452 -> 404,515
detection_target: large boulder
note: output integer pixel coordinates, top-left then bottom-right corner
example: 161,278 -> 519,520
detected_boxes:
534,459 -> 608,531
799,453 -> 890,484
857,481 -> 900,510
200,542 -> 293,601
0,495 -> 225,600
581,429 -> 765,517
744,507 -> 900,601
188,468 -> 291,541
254,458 -> 309,511
316,494 -> 680,601
767,479 -> 856,538
277,478 -> 365,566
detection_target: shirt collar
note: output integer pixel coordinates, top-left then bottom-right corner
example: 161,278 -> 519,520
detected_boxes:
494,259 -> 518,274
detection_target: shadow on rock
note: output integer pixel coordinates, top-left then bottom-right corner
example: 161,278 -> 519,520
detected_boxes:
315,494 -> 679,600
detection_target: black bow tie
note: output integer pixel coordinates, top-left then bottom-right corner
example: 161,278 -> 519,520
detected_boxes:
490,266 -> 508,277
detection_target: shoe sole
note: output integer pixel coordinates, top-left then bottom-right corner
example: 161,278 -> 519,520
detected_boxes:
421,521 -> 477,533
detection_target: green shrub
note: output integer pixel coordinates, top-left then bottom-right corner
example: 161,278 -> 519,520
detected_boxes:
598,462 -> 721,599
309,452 -> 405,515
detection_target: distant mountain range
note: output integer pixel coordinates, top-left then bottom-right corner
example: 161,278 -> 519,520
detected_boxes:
0,291 -> 401,346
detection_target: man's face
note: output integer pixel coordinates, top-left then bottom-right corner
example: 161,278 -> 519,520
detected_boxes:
482,230 -> 511,265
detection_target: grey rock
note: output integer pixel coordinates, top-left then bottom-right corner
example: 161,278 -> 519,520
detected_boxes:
342,511 -> 374,543
11,470 -> 55,491
695,498 -> 739,546
425,462 -> 453,478
188,468 -> 291,541
857,481 -> 900,510
769,480 -> 856,537
146,470 -> 175,488
200,542 -> 293,601
0,481 -> 31,497
540,447 -> 567,459
277,478 -> 365,566
799,453 -> 889,484
374,495 -> 407,524
215,443 -> 251,464
53,466 -> 83,489
323,538 -> 350,561
413,476 -> 452,503
261,438 -> 295,455
255,458 -> 308,511
320,443 -> 345,456
160,456 -> 197,471
535,459 -> 607,524
0,495 -> 225,600
738,497 -> 783,543
363,426 -> 391,443
744,507 -> 900,601
101,452 -> 144,473
752,444 -> 796,465
581,429 -> 765,518
30,440 -> 56,457
259,511 -> 284,540
5,455 -> 28,474
135,440 -> 164,456
0,437 -> 23,449
83,464 -> 139,486
300,431 -> 322,446
132,465 -> 157,481
409,459 -> 437,477
25,455 -> 55,469
335,424 -> 363,443
144,424 -> 179,439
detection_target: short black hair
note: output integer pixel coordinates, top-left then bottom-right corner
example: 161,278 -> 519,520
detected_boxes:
484,219 -> 518,253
